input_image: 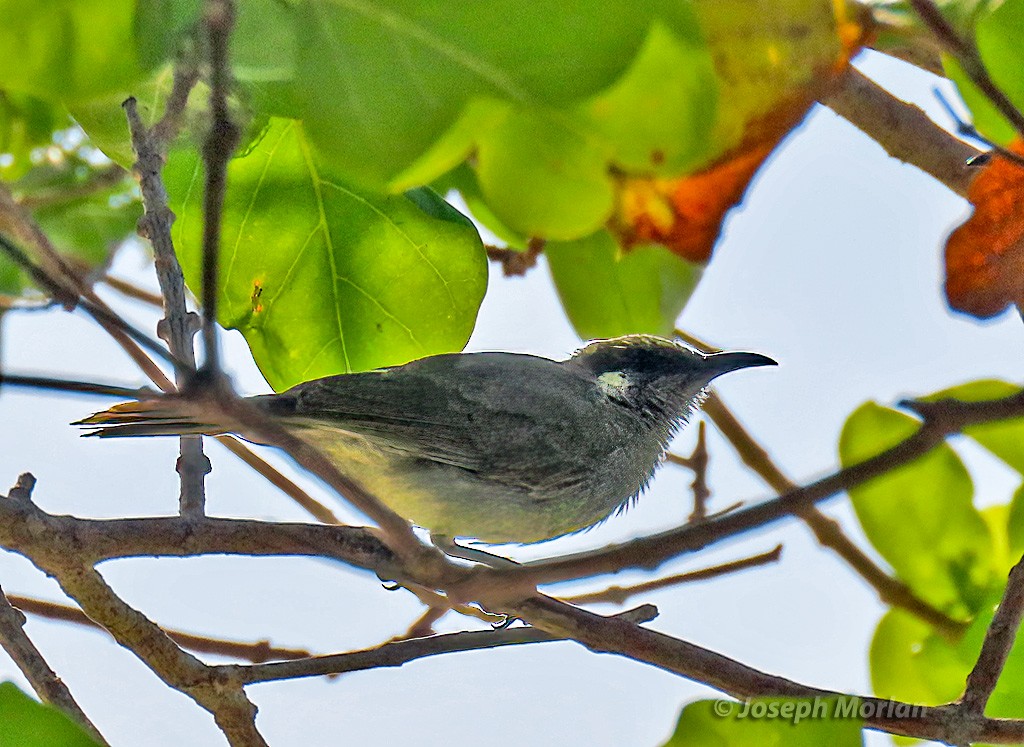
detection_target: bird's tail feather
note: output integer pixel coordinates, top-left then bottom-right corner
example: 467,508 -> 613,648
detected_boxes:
75,399 -> 223,438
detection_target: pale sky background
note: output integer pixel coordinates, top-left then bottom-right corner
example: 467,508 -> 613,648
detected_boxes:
1,51 -> 1022,746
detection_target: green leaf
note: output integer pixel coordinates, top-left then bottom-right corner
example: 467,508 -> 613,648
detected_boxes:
133,0 -> 202,70
926,380 -> 1024,474
870,609 -> 970,707
432,163 -> 529,249
165,117 -> 487,390
0,0 -> 145,101
1007,484 -> 1024,560
475,106 -> 615,240
942,0 -> 1024,145
944,55 -> 1018,146
0,93 -> 64,179
577,20 -> 717,175
872,597 -> 1024,727
959,590 -> 1024,721
0,158 -> 139,296
662,698 -> 862,746
68,67 -> 178,168
290,0 -> 704,187
0,682 -> 101,747
975,0 -> 1024,137
546,231 -> 701,340
231,0 -> 298,83
839,403 -> 994,616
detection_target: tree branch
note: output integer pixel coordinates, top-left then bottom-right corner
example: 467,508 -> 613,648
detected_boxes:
7,594 -> 312,665
0,567 -> 106,744
197,0 -> 240,374
560,546 -> 782,606
511,390 -> 1024,585
125,95 -> 209,518
675,328 -> 966,637
960,553 -> 1024,716
700,392 -> 965,639
507,594 -> 1024,744
821,67 -> 978,197
228,604 -> 658,685
909,0 -> 1024,136
3,476 -> 267,746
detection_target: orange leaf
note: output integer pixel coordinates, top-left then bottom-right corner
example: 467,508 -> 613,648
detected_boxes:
611,142 -> 775,263
945,140 -> 1024,318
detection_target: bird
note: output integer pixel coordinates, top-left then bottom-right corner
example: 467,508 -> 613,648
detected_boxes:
78,335 -> 775,544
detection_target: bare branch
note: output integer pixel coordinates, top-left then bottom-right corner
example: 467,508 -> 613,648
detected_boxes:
213,436 -> 342,524
0,187 -> 177,390
125,94 -> 209,518
909,0 -> 1024,135
151,64 -> 200,146
486,238 -> 544,277
821,67 -> 978,197
229,604 -> 658,685
507,594 -> 1023,744
100,275 -> 165,307
666,420 -> 711,522
560,546 -> 782,606
8,594 -> 311,664
0,373 -> 153,400
960,554 -> 1024,716
511,389 -> 1024,585
674,328 -> 965,637
0,232 -> 181,381
700,392 -> 965,639
198,0 -> 241,374
0,587 -> 107,744
1,478 -> 266,745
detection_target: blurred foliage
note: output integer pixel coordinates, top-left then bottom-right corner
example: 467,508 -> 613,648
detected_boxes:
0,682 -> 102,747
662,698 -> 862,746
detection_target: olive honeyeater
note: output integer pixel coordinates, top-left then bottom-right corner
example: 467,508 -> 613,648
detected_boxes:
80,335 -> 775,543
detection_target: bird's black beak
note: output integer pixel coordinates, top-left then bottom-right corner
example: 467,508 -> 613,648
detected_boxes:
702,351 -> 777,379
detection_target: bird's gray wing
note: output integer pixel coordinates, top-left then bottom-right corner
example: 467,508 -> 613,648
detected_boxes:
253,352 -> 613,489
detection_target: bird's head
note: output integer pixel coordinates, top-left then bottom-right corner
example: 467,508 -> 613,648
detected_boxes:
570,335 -> 776,422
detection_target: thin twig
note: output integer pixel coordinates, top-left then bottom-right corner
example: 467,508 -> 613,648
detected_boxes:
227,604 -> 658,684
213,436 -> 341,524
16,164 -> 129,211
0,482 -> 106,745
511,389 -> 1024,586
931,87 -> 1024,169
125,95 -> 209,518
198,0 -> 241,374
8,594 -> 311,664
960,553 -> 1024,716
0,587 -> 107,745
674,329 -> 965,637
4,475 -> 267,746
101,275 -> 165,307
485,238 -> 544,277
560,546 -> 782,606
507,594 -> 1022,744
151,64 -> 200,146
701,393 -> 966,639
0,185 -> 175,388
909,0 -> 1024,135
0,232 -> 183,375
0,373 -> 154,400
667,420 -> 711,522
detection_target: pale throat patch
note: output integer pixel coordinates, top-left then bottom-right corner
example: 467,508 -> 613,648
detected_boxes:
597,371 -> 631,396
